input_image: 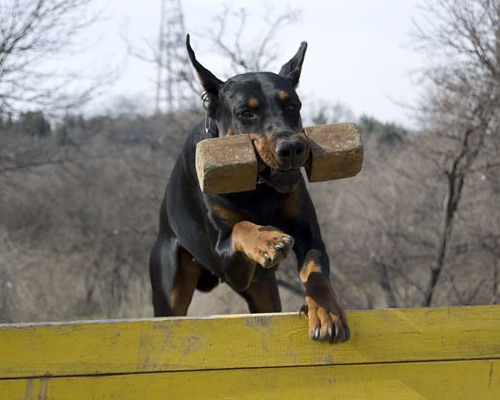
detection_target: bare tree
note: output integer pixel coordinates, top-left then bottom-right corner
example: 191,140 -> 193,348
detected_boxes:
128,3 -> 300,114
206,5 -> 300,74
0,0 -> 109,115
411,0 -> 499,306
308,101 -> 355,126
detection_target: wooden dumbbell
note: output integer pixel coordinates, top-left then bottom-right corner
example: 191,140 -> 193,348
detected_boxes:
195,123 -> 363,194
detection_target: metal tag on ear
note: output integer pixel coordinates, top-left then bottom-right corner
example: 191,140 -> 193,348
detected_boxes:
201,91 -> 218,137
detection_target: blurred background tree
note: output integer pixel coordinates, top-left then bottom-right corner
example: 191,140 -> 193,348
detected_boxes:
0,0 -> 111,116
0,0 -> 498,322
411,0 -> 500,305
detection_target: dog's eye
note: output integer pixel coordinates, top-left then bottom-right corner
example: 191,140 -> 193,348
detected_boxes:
240,110 -> 256,119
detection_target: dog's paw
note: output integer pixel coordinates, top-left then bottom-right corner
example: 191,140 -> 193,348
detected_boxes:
249,230 -> 294,268
232,222 -> 294,268
301,298 -> 350,343
253,228 -> 294,268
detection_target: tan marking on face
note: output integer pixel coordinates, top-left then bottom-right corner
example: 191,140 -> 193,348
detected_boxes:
249,133 -> 279,169
226,127 -> 234,136
247,97 -> 259,108
279,90 -> 289,101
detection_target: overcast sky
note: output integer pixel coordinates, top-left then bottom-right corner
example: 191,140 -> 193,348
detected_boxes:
84,0 -> 424,126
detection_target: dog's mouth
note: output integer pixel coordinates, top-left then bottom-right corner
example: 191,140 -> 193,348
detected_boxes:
257,167 -> 302,193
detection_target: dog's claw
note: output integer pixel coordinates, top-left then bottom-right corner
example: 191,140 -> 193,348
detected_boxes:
310,326 -> 321,340
334,325 -> 340,342
328,326 -> 334,342
274,237 -> 293,254
336,325 -> 350,343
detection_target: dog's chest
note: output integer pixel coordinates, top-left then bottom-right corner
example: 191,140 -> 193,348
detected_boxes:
222,188 -> 288,225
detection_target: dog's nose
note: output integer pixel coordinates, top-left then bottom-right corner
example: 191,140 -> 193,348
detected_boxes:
276,138 -> 306,168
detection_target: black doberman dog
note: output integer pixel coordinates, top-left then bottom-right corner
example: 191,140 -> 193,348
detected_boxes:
149,35 -> 350,342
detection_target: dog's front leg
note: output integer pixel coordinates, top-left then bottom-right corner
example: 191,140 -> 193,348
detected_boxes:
220,221 -> 293,291
299,249 -> 350,343
232,221 -> 294,269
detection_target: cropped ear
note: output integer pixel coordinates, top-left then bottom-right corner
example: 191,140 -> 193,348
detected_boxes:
186,34 -> 223,96
279,42 -> 308,88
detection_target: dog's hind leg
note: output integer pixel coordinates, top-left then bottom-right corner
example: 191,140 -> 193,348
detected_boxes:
169,246 -> 203,316
149,233 -> 176,317
239,272 -> 282,313
150,235 -> 202,317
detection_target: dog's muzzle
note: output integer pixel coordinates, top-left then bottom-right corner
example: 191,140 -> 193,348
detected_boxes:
256,134 -> 309,193
275,136 -> 308,171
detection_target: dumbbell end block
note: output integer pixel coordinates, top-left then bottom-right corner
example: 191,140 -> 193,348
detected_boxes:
304,123 -> 363,182
195,134 -> 258,194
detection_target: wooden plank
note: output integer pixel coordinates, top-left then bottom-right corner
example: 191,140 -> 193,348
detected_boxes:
1,360 -> 499,399
304,122 -> 363,182
195,134 -> 258,194
1,305 -> 499,379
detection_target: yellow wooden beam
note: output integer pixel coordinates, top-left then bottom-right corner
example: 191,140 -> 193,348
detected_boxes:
1,305 -> 499,378
1,305 -> 499,399
2,360 -> 499,400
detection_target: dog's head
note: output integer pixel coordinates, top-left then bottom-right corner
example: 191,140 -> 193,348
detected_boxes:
187,35 -> 310,193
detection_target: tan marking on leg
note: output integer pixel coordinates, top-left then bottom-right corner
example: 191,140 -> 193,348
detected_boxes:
300,249 -> 323,282
209,201 -> 246,227
170,247 -> 202,316
300,249 -> 349,342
